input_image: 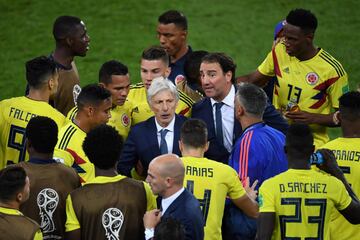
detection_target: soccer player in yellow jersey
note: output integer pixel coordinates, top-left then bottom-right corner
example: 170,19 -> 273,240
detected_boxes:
322,91 -> 360,240
179,119 -> 258,240
0,56 -> 65,169
128,46 -> 194,125
258,124 -> 360,240
237,9 -> 349,148
67,60 -> 132,140
54,84 -> 112,183
0,166 -> 43,240
66,125 -> 156,240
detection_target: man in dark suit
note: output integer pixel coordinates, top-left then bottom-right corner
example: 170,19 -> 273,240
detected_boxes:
192,53 -> 288,163
144,154 -> 204,240
118,77 -> 187,178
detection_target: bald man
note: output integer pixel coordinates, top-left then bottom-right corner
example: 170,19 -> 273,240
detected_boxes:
145,154 -> 204,240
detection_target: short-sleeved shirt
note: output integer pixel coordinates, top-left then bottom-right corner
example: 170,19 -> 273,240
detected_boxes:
322,137 -> 360,240
0,96 -> 65,169
0,207 -> 43,240
54,120 -> 94,184
128,82 -> 194,125
182,156 -> 246,240
65,175 -> 156,239
258,42 -> 349,148
67,101 -> 132,140
259,169 -> 352,240
229,122 -> 288,189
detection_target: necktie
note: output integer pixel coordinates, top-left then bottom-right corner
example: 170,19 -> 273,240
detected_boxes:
215,102 -> 224,144
160,129 -> 169,154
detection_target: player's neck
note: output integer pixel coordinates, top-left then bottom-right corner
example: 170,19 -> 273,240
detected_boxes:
27,89 -> 50,102
53,46 -> 74,68
297,45 -> 318,61
0,201 -> 19,210
171,45 -> 188,63
239,117 -> 262,131
341,123 -> 360,138
95,167 -> 118,177
29,152 -> 53,161
73,115 -> 91,133
181,149 -> 204,158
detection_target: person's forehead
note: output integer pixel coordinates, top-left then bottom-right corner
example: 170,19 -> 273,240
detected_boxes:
200,61 -> 221,71
141,59 -> 167,69
152,90 -> 175,100
157,22 -> 183,33
110,74 -> 130,85
283,23 -> 303,35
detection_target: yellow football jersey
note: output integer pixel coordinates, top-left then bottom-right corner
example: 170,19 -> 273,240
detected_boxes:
128,82 -> 194,125
181,156 -> 246,240
259,169 -> 352,240
322,137 -> 360,240
258,43 -> 349,148
54,121 -> 95,184
67,101 -> 132,140
0,96 -> 65,169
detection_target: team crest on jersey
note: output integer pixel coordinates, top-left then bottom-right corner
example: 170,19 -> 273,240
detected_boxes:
175,75 -> 185,85
121,113 -> 130,127
102,208 -> 124,240
305,72 -> 319,85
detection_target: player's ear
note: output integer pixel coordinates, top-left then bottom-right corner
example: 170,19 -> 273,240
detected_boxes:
98,82 -> 106,88
204,141 -> 209,152
225,71 -> 232,83
178,140 -> 183,152
164,67 -> 171,78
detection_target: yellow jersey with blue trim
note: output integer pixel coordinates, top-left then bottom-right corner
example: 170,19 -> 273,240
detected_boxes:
259,168 -> 352,240
258,42 -> 349,148
322,137 -> 360,240
54,120 -> 95,184
0,96 -> 65,169
181,156 -> 246,240
128,82 -> 194,125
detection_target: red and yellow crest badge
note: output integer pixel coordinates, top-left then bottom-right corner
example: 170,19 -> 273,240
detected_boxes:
121,113 -> 130,127
305,72 -> 319,85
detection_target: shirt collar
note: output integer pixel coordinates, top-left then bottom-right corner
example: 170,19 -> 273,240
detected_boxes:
155,115 -> 176,133
28,158 -> 58,164
210,85 -> 235,107
83,175 -> 127,186
161,187 -> 185,214
0,207 -> 23,216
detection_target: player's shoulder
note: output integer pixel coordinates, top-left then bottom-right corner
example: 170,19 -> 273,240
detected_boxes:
317,49 -> 346,77
177,89 -> 194,107
129,82 -> 144,90
67,106 -> 78,121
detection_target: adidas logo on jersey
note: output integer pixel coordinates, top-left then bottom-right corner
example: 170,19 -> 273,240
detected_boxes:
283,67 -> 290,74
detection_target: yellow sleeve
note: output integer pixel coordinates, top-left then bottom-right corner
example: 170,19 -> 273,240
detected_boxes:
258,50 -> 275,77
333,178 -> 352,211
33,229 -> 43,240
328,73 -> 349,109
227,166 -> 246,200
65,194 -> 81,232
143,182 -> 157,210
177,91 -> 194,117
53,148 -> 74,167
259,180 -> 276,213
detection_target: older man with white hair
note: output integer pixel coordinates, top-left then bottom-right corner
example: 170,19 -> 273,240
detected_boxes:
118,77 -> 188,178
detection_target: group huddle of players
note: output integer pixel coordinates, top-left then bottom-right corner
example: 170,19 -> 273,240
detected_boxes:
0,6 -> 360,240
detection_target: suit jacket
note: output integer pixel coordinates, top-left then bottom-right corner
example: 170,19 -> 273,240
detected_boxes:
118,115 -> 187,177
192,96 -> 288,163
159,189 -> 204,240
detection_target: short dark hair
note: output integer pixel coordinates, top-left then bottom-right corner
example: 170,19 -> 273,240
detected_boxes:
53,15 -> 82,41
286,123 -> 314,150
142,46 -> 170,66
158,10 -> 187,30
83,125 -> 123,170
76,84 -> 111,111
236,83 -> 267,118
26,56 -> 57,89
155,217 -> 186,240
286,9 -> 318,34
99,60 -> 128,85
0,166 -> 27,202
201,53 -> 237,83
184,50 -> 209,85
339,91 -> 360,121
180,119 -> 207,148
26,116 -> 58,154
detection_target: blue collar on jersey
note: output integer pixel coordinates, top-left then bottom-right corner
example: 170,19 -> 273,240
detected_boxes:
28,158 -> 58,165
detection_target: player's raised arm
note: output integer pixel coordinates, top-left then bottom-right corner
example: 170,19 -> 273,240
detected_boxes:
236,70 -> 272,87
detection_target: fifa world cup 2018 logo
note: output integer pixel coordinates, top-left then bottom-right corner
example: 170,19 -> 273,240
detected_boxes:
102,208 -> 124,240
37,188 -> 59,233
